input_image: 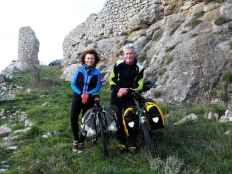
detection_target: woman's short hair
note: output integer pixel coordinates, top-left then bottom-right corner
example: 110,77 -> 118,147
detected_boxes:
80,49 -> 100,66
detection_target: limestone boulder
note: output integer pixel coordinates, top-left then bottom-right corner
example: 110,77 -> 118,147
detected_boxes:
62,0 -> 232,103
220,3 -> 232,20
16,26 -> 40,71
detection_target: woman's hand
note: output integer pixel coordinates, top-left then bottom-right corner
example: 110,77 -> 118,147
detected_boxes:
81,93 -> 89,104
117,88 -> 128,97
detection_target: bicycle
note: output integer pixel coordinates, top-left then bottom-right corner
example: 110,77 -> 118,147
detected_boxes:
80,96 -> 117,158
122,86 -> 164,156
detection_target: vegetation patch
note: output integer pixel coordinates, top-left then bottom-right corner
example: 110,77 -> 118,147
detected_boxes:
1,66 -> 232,174
163,51 -> 174,66
204,0 -> 225,3
215,17 -> 232,26
158,67 -> 167,76
188,19 -> 202,29
152,29 -> 163,41
186,11 -> 205,29
153,90 -> 162,98
194,11 -> 205,19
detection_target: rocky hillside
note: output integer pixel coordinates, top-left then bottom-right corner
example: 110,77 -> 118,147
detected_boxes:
63,0 -> 232,103
1,66 -> 232,173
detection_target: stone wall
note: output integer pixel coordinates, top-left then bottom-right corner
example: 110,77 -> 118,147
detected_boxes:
63,0 -> 163,61
97,0 -> 163,36
17,26 -> 40,71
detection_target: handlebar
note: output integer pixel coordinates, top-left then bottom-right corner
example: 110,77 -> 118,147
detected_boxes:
129,80 -> 155,103
129,89 -> 146,104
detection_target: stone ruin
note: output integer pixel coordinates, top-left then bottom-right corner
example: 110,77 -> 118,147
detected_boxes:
0,26 -> 40,101
17,26 -> 40,71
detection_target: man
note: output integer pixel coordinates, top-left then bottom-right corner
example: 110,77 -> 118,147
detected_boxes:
109,44 -> 144,150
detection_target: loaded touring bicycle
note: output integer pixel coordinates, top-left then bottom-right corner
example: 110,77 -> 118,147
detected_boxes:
80,81 -> 164,157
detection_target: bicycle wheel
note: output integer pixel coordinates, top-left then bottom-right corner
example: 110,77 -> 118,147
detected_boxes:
98,111 -> 109,158
141,122 -> 157,157
81,108 -> 97,139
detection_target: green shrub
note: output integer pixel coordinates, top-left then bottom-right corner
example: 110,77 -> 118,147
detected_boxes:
215,17 -> 232,26
189,19 -> 202,29
186,11 -> 205,29
209,103 -> 226,116
223,71 -> 232,83
164,53 -> 173,65
187,103 -> 208,115
194,11 -> 205,19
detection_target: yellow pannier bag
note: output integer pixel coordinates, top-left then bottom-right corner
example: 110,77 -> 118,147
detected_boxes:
122,107 -> 139,137
144,101 -> 164,129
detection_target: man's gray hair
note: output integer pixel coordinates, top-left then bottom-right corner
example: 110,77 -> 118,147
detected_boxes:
123,43 -> 136,53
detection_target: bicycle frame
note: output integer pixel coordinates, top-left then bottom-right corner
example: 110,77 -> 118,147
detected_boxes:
130,91 -> 151,127
130,90 -> 163,129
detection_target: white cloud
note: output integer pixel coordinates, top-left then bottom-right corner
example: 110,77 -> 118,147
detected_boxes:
0,0 -> 106,71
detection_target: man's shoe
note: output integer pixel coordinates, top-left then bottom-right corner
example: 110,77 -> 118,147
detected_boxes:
72,141 -> 84,153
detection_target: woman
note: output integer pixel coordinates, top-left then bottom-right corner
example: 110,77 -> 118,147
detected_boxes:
70,49 -> 102,153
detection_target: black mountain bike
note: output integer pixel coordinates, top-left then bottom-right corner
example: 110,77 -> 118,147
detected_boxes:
124,87 -> 164,156
81,97 -> 117,158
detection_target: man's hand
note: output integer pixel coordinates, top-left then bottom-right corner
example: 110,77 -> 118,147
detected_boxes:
117,88 -> 128,97
81,93 -> 89,104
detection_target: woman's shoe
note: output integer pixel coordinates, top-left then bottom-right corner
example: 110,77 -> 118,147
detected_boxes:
72,141 -> 84,153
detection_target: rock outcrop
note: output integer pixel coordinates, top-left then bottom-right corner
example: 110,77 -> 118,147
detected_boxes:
63,0 -> 164,63
0,27 -> 40,101
17,26 -> 40,71
1,27 -> 40,78
63,0 -> 232,103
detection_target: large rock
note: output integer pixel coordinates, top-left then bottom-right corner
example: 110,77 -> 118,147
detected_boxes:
0,61 -> 20,79
219,109 -> 232,122
0,83 -> 16,101
220,3 -> 232,20
1,27 -> 40,77
0,126 -> 11,138
63,0 -> 164,63
161,0 -> 183,16
16,26 -> 40,71
0,75 -> 5,83
174,113 -> 198,126
62,0 -> 232,103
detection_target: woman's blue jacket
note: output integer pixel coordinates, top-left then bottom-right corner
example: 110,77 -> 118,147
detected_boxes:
71,64 -> 102,96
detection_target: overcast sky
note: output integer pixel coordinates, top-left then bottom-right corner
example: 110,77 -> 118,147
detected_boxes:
0,0 -> 106,72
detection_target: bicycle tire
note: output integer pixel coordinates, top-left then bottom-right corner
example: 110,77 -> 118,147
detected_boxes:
98,111 -> 109,158
141,122 -> 156,157
81,108 -> 97,139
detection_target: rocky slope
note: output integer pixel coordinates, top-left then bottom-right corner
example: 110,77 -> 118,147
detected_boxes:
1,67 -> 232,173
63,0 -> 232,103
